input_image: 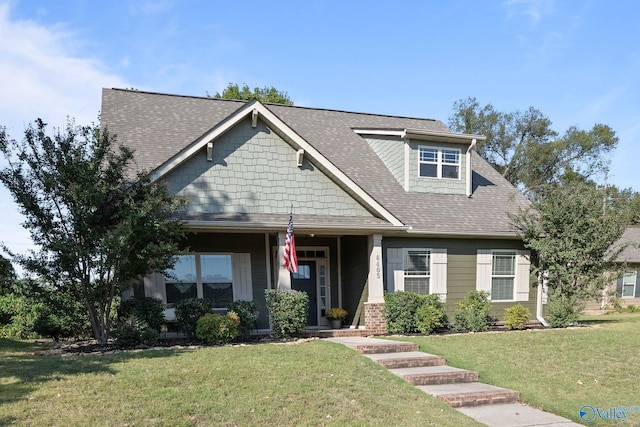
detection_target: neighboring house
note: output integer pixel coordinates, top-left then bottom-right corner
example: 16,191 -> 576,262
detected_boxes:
101,88 -> 536,333
612,227 -> 640,306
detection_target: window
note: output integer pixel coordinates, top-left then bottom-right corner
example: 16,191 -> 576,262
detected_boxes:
419,147 -> 460,179
491,251 -> 516,301
165,254 -> 234,308
403,250 -> 430,294
622,271 -> 637,297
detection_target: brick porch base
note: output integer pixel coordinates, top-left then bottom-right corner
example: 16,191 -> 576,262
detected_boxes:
364,302 -> 387,334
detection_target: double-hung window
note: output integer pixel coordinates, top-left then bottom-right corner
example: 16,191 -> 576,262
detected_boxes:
403,250 -> 430,294
165,254 -> 234,309
491,251 -> 516,301
419,147 -> 460,179
622,271 -> 637,298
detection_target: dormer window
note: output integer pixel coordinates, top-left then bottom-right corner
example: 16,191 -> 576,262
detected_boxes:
419,146 -> 460,179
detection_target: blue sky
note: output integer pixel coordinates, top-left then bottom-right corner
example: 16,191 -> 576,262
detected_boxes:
1,0 -> 640,257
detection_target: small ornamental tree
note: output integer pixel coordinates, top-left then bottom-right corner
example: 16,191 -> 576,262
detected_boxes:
0,119 -> 186,345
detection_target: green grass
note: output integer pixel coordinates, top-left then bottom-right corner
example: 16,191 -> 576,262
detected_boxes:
390,313 -> 640,426
0,338 -> 481,426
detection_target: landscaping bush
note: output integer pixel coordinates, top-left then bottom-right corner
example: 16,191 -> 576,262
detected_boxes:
452,290 -> 492,332
415,301 -> 447,334
546,294 -> 584,328
384,292 -> 446,334
176,298 -> 212,339
228,300 -> 258,340
264,289 -> 308,338
112,316 -> 159,348
119,297 -> 165,331
504,303 -> 531,330
196,311 -> 240,344
384,291 -> 426,333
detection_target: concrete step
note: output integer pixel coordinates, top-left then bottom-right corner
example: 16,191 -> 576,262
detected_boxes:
365,351 -> 446,369
389,365 -> 478,386
417,382 -> 520,408
354,342 -> 419,354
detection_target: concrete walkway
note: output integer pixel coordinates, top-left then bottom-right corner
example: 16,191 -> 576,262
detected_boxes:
326,337 -> 583,427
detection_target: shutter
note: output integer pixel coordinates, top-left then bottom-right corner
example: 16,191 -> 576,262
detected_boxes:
635,271 -> 640,298
386,248 -> 404,292
616,277 -> 623,298
515,250 -> 531,302
233,253 -> 253,301
430,249 -> 447,301
476,249 -> 492,294
145,272 -> 165,301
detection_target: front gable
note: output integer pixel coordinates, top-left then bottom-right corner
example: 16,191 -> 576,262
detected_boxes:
164,116 -> 376,218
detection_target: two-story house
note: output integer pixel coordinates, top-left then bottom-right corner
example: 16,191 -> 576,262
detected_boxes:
101,88 -> 536,333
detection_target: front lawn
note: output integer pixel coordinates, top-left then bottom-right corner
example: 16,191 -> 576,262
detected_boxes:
391,313 -> 640,426
0,338 -> 481,426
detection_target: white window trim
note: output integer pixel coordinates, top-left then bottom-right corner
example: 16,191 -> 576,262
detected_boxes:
622,271 -> 637,298
402,249 -> 431,294
418,146 -> 461,180
476,249 -> 530,302
387,248 -> 447,301
490,251 -> 516,302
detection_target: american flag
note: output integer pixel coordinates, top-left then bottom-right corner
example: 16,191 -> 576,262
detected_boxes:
282,212 -> 298,273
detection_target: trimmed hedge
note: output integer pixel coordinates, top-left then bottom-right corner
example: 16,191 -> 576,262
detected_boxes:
265,289 -> 308,338
384,292 -> 447,334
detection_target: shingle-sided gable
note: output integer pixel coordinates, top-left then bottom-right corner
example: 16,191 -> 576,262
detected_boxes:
616,227 -> 640,263
101,88 -> 530,237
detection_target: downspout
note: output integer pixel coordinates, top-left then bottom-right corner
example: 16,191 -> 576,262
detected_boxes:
536,273 -> 549,327
466,139 -> 477,197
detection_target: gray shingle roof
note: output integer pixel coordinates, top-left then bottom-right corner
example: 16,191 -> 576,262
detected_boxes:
101,88 -> 530,238
615,227 -> 640,263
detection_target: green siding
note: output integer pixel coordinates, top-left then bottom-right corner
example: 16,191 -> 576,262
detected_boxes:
164,118 -> 374,217
383,237 -> 537,320
364,136 -> 405,187
340,236 -> 369,326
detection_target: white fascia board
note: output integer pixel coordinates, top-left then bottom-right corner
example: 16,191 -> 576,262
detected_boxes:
402,129 -> 486,144
405,228 -> 522,240
183,220 -> 409,234
152,100 -> 404,227
352,128 -> 405,137
151,101 -> 261,181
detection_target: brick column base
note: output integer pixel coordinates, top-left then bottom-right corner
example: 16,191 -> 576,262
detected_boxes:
364,302 -> 387,334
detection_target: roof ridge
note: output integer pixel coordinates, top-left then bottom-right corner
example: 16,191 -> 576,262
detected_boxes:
106,87 -> 438,122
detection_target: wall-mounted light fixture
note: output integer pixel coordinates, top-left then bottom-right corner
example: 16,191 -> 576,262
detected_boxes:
252,109 -> 259,128
206,142 -> 213,161
296,149 -> 304,167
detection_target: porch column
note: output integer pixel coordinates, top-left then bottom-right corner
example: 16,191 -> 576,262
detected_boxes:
276,232 -> 291,290
367,234 -> 384,303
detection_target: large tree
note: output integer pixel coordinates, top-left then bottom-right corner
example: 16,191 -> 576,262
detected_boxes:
0,119 -> 185,344
0,255 -> 15,295
448,97 -> 618,196
212,83 -> 293,105
512,183 -> 627,316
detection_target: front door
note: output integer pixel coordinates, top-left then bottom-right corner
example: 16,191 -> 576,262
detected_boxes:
291,260 -> 318,326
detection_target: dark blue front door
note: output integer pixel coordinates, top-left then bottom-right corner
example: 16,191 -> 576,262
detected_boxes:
291,260 -> 317,326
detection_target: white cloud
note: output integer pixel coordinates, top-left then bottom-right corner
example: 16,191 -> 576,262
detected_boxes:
504,0 -> 554,25
0,2 -> 129,263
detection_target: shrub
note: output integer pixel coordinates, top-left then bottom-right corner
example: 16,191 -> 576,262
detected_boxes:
384,292 -> 426,333
504,303 -> 531,330
119,297 -> 165,331
176,298 -> 212,339
546,294 -> 584,328
228,300 -> 258,340
0,294 -> 40,339
264,289 -> 308,338
112,316 -> 159,348
196,311 -> 240,344
415,300 -> 447,334
452,290 -> 492,332
626,304 -> 639,313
